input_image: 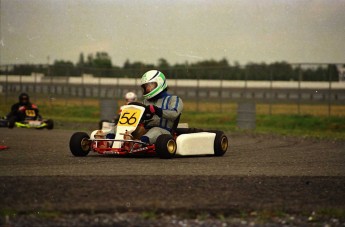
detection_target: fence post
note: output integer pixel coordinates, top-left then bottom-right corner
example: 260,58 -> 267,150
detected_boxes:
328,65 -> 332,117
34,72 -> 37,103
5,65 -> 9,104
81,75 -> 84,106
298,65 -> 302,115
64,76 -> 69,106
98,77 -> 101,99
269,68 -> 273,115
244,67 -> 248,99
220,73 -> 223,112
20,74 -> 22,93
196,75 -> 200,112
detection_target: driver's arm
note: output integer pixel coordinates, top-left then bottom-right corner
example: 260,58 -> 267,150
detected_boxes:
146,96 -> 183,121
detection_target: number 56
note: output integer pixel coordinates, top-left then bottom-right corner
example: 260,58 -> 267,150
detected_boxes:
119,112 -> 137,125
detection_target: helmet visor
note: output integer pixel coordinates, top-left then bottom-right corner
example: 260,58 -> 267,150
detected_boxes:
141,82 -> 157,95
19,95 -> 29,104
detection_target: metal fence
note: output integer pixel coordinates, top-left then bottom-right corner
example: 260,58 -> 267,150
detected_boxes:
1,64 -> 345,116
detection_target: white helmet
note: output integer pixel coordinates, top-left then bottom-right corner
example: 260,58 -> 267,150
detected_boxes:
125,92 -> 137,103
141,70 -> 167,100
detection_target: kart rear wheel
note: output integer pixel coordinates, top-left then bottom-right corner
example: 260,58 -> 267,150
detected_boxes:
8,118 -> 15,129
0,119 -> 8,128
155,134 -> 177,159
214,131 -> 228,156
69,132 -> 91,157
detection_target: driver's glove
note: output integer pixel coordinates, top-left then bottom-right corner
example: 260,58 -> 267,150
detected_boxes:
18,106 -> 26,112
145,105 -> 163,117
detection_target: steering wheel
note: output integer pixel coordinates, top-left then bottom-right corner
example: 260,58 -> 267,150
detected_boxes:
127,102 -> 154,120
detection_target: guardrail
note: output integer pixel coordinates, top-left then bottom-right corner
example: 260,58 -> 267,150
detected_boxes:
1,75 -> 344,103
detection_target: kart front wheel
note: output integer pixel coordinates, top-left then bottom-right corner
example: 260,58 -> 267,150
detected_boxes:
155,134 -> 177,159
46,119 -> 54,130
214,131 -> 228,156
69,132 -> 91,157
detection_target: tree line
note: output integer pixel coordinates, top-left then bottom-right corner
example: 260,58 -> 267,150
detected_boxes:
0,52 -> 342,81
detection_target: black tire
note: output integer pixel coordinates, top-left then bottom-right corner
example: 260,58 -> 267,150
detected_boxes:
69,132 -> 91,157
46,119 -> 54,130
0,119 -> 8,128
213,131 -> 228,156
8,118 -> 15,129
155,134 -> 177,159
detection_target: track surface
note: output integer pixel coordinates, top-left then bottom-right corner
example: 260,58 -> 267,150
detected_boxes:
0,127 -> 345,225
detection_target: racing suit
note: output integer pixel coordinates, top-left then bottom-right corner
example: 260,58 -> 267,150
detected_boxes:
141,91 -> 183,144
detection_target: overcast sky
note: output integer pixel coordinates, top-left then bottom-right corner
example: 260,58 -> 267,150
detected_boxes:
1,0 -> 345,67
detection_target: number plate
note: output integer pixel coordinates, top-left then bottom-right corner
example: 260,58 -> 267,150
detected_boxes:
25,110 -> 36,117
112,105 -> 145,149
118,107 -> 142,127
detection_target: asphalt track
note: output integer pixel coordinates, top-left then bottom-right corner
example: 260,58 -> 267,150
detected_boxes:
0,128 -> 344,176
0,127 -> 345,225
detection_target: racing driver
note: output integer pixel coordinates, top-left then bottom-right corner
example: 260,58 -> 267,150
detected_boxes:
139,70 -> 183,144
6,93 -> 41,123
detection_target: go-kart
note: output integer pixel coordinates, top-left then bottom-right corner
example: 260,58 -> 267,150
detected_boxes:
69,103 -> 228,159
1,108 -> 54,130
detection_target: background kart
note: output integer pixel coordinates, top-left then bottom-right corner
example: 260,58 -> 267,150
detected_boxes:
69,103 -> 228,159
1,107 -> 54,130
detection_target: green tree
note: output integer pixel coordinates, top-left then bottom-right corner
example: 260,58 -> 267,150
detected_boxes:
81,52 -> 113,77
93,52 -> 112,68
157,58 -> 170,69
51,60 -> 76,77
121,59 -> 155,78
328,64 -> 339,81
268,62 -> 294,81
84,52 -> 112,68
77,52 -> 85,67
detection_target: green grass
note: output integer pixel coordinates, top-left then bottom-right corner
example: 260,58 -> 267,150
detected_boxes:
39,105 -> 100,123
257,114 -> 345,139
1,100 -> 344,140
183,112 -> 345,140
